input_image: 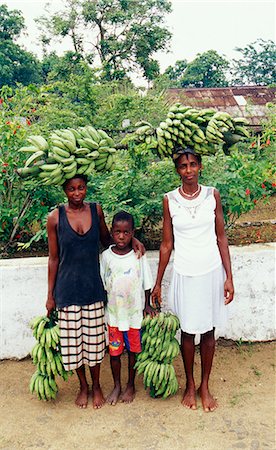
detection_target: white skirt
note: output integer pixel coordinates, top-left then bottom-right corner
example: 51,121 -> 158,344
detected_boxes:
168,264 -> 227,335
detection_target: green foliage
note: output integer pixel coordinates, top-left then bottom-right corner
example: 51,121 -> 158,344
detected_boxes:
37,0 -> 172,82
0,86 -> 64,245
87,145 -> 178,237
0,40 -> 42,87
91,81 -> 169,130
180,50 -> 229,88
0,4 -> 42,87
162,59 -> 188,87
200,147 -> 276,227
41,51 -> 93,83
231,39 -> 276,86
0,4 -> 25,40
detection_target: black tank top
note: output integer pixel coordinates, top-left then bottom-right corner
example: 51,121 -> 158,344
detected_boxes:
54,203 -> 106,308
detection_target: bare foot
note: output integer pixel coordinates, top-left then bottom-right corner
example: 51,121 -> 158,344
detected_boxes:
181,385 -> 197,410
107,385 -> 121,406
92,386 -> 105,409
198,385 -> 218,412
75,384 -> 89,409
121,384 -> 135,404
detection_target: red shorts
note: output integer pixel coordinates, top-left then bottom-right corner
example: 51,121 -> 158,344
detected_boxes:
108,326 -> 142,356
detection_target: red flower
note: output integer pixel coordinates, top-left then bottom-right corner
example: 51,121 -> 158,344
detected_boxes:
266,139 -> 271,146
250,142 -> 256,148
26,119 -> 31,126
6,121 -> 10,125
13,129 -> 16,135
261,183 -> 265,189
2,163 -> 8,166
245,188 -> 251,195
15,234 -> 21,239
272,183 -> 276,188
0,98 -> 3,104
17,125 -> 21,129
2,169 -> 6,173
253,199 -> 257,204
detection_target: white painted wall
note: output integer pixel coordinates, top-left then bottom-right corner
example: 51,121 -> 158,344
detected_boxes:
0,244 -> 275,359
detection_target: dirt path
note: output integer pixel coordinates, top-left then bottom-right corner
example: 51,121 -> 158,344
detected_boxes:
0,342 -> 275,450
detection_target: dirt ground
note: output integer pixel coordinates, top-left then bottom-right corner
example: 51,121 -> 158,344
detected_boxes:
0,341 -> 275,450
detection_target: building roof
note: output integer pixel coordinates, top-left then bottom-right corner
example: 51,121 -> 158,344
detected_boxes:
166,86 -> 276,128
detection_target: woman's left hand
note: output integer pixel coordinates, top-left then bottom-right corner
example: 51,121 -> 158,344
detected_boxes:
224,278 -> 234,305
132,237 -> 145,258
143,305 -> 158,317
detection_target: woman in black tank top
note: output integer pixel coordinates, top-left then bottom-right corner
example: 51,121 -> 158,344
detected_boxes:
46,175 -> 144,409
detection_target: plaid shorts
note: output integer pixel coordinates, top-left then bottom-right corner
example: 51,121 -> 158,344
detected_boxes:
58,301 -> 106,371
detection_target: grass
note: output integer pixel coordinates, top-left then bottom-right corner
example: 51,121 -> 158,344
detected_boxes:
251,365 -> 262,377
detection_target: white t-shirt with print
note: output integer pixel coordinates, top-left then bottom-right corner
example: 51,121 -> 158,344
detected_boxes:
100,246 -> 153,331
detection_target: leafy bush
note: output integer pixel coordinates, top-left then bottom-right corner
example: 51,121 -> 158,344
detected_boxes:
87,145 -> 178,239
201,146 -> 275,226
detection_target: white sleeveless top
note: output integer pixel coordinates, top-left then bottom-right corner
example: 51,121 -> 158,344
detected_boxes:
166,185 -> 222,276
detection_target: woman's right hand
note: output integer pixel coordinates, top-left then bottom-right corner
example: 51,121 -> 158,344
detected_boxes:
151,284 -> 162,309
46,295 -> 56,317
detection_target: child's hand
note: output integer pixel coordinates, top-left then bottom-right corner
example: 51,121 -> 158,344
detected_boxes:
143,305 -> 158,317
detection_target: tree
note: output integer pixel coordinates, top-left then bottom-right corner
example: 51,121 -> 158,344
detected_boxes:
0,4 -> 42,87
231,39 -> 276,86
0,4 -> 25,40
37,0 -> 172,81
41,51 -> 93,82
164,59 -> 187,82
180,50 -> 229,88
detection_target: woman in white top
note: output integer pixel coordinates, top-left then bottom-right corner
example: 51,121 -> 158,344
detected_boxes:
152,147 -> 234,412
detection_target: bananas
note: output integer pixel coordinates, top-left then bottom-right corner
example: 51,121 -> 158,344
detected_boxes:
134,104 -> 250,158
29,311 -> 72,401
17,126 -> 117,185
135,312 -> 180,399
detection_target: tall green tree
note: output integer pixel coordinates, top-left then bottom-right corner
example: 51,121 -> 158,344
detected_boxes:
164,59 -> 187,82
0,4 -> 42,87
37,0 -> 172,81
180,50 -> 229,88
231,39 -> 276,86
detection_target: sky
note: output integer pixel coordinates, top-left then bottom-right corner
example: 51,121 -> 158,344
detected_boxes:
3,0 -> 276,81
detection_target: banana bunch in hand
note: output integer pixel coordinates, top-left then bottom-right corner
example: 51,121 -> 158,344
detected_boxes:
134,312 -> 180,399
17,126 -> 117,186
29,311 -> 72,401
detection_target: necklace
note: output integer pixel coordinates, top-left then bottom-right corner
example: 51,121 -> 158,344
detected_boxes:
180,184 -> 201,198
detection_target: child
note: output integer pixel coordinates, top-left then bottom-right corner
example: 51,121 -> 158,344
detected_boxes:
100,211 -> 153,405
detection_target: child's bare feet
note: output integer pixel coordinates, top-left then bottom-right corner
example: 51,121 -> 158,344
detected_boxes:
181,384 -> 197,410
92,386 -> 105,409
107,385 -> 121,406
75,384 -> 89,409
121,384 -> 135,403
198,385 -> 218,412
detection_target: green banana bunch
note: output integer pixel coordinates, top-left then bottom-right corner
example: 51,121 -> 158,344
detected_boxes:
17,126 -> 117,186
134,103 -> 250,158
29,311 -> 72,401
134,121 -> 158,150
135,312 -> 180,399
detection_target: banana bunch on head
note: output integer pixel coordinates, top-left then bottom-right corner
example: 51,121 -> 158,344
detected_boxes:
17,126 -> 117,186
134,312 -> 180,399
134,103 -> 250,158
